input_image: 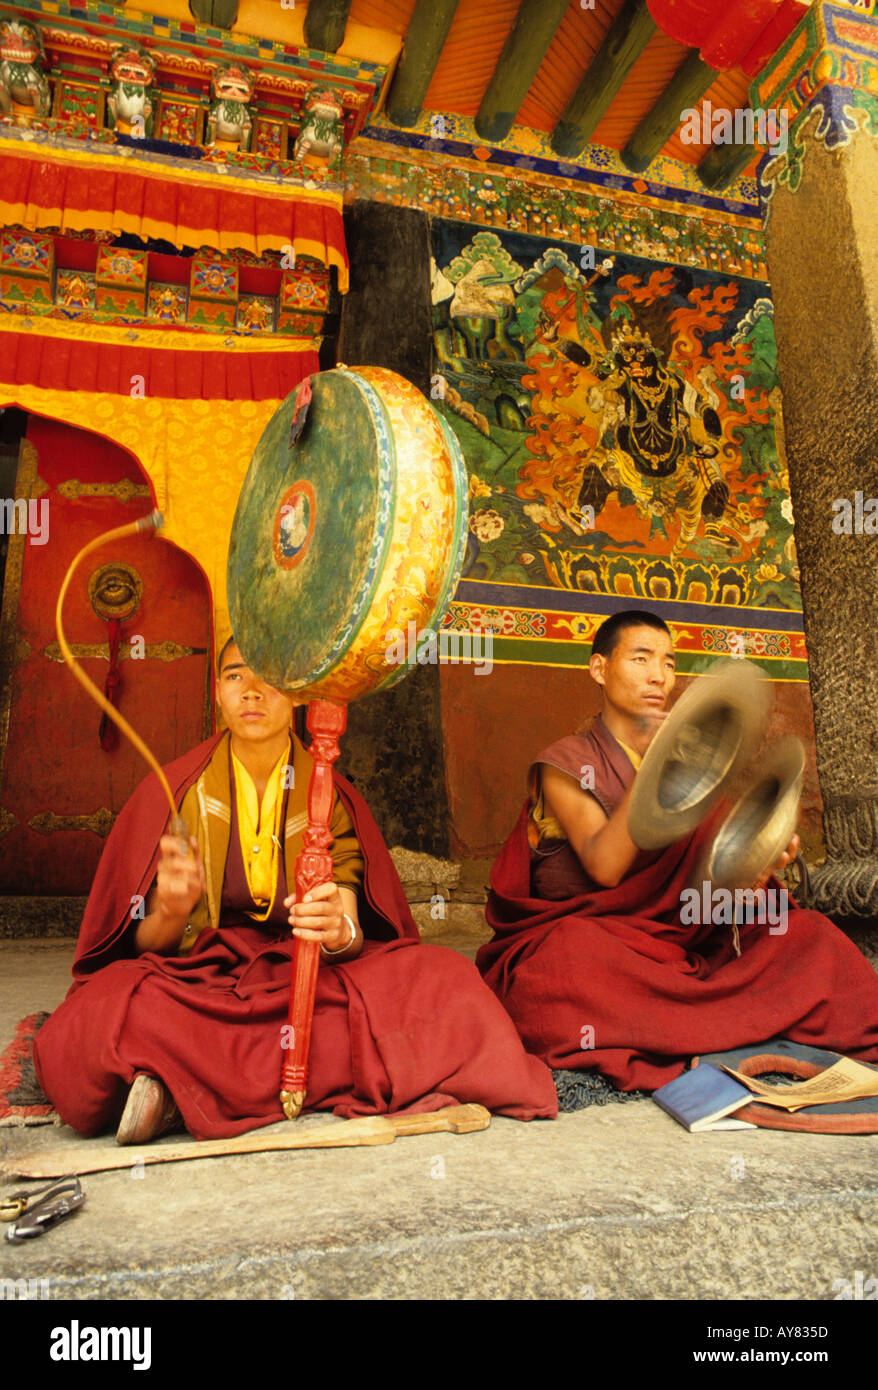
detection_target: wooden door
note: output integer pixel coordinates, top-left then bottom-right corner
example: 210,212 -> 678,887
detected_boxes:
0,415 -> 212,895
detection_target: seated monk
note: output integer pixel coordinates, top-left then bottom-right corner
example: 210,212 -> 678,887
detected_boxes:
33,641 -> 556,1142
477,609 -> 878,1091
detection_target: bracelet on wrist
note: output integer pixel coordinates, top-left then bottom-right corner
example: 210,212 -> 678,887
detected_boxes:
320,912 -> 357,958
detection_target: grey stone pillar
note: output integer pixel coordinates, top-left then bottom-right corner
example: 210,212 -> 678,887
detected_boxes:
754,5 -> 878,914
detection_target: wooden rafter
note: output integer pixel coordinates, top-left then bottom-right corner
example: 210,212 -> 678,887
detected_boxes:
697,137 -> 756,191
474,0 -> 568,144
188,0 -> 239,30
621,48 -> 716,173
385,0 -> 460,129
304,0 -> 354,55
551,0 -> 657,158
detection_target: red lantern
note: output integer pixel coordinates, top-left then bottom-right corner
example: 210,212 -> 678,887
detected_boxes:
646,0 -> 810,77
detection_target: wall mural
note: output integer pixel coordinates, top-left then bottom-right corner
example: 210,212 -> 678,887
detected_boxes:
432,219 -> 799,613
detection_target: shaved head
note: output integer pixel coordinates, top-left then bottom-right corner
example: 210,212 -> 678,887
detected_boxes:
217,636 -> 237,675
591,609 -> 672,660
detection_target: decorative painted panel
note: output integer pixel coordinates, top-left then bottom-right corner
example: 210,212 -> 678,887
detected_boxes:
432,219 -> 803,677
345,147 -> 768,281
52,77 -> 102,132
56,267 -> 96,310
148,282 -> 187,323
253,116 -> 286,161
0,228 -> 54,306
280,266 -> 329,314
190,253 -> 238,303
236,294 -> 275,333
0,228 -> 53,280
155,95 -> 202,146
95,245 -> 148,288
95,244 -> 147,315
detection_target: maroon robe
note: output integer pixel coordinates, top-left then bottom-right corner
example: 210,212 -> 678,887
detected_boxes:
477,717 -> 878,1091
33,735 -> 557,1138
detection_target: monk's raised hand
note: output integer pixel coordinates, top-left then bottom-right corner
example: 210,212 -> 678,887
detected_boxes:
751,832 -> 800,892
769,831 -> 800,881
285,880 -> 348,952
156,834 -> 206,922
634,708 -> 668,748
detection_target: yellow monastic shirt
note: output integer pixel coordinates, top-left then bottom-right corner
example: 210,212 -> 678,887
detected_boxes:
231,740 -> 290,912
175,731 -> 364,952
616,739 -> 643,772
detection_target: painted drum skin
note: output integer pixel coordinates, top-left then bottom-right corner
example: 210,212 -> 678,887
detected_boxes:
228,365 -> 468,702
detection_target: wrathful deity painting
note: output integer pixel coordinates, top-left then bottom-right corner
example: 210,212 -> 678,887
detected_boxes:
431,221 -> 799,611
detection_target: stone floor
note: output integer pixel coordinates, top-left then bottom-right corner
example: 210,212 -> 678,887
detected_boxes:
1,935 -> 877,1303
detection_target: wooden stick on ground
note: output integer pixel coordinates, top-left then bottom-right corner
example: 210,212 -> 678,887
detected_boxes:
1,1104 -> 491,1180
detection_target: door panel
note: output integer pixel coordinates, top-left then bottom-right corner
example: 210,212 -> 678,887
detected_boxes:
0,415 -> 212,894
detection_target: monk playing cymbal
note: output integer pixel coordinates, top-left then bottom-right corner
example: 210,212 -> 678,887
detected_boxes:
477,609 -> 878,1090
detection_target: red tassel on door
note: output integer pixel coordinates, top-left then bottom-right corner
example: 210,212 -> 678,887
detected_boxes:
98,617 -> 122,751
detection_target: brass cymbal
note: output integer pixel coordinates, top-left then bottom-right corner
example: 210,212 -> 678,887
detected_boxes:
628,659 -> 771,850
704,735 -> 805,892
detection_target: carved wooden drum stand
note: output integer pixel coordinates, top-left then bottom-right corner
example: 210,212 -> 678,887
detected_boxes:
227,366 -> 468,1118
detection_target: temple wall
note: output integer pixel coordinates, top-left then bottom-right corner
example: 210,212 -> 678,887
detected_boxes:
341,141 -> 824,861
0,1 -> 835,873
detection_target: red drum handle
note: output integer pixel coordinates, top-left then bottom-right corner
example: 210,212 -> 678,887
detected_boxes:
280,699 -> 347,1118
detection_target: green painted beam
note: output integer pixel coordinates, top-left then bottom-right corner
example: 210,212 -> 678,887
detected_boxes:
189,0 -> 239,29
621,49 -> 716,174
385,0 -> 460,130
697,138 -> 756,191
551,0 -> 657,158
304,0 -> 353,55
474,0 -> 568,143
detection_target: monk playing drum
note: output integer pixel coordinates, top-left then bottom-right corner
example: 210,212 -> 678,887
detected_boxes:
33,641 -> 556,1142
477,609 -> 878,1090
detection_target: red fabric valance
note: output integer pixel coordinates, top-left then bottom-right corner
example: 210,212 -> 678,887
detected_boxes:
0,328 -> 319,401
0,147 -> 349,290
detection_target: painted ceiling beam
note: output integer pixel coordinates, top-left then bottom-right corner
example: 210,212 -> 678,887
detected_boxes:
621,48 -> 716,173
474,0 -> 569,144
304,0 -> 353,55
551,0 -> 657,158
188,0 -> 239,29
697,137 -> 755,192
385,0 -> 460,129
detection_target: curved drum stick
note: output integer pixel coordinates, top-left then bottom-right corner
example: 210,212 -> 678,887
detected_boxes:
55,510 -> 188,843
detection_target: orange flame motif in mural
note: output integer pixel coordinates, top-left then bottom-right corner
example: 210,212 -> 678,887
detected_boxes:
519,267 -> 779,571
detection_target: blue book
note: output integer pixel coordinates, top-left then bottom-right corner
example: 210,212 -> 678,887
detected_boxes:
653,1063 -> 756,1132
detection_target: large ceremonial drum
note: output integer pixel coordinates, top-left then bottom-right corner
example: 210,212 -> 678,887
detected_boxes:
227,366 -> 468,703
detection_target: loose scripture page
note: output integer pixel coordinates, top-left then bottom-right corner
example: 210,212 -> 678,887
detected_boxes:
720,1057 -> 878,1111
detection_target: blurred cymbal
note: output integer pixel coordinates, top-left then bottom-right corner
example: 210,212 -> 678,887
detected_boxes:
704,736 -> 805,892
628,659 -> 771,850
